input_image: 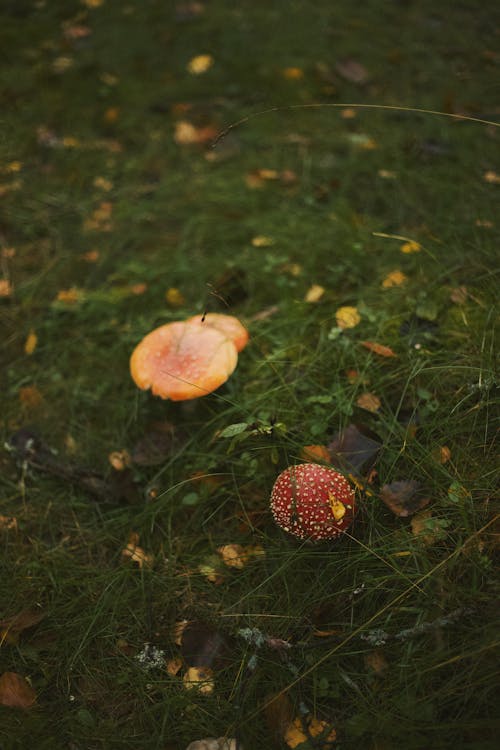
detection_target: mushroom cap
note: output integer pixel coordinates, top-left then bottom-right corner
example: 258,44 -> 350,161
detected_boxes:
130,320 -> 238,401
270,463 -> 356,541
186,313 -> 249,353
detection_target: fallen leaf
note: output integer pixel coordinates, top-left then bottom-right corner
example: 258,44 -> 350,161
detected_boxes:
450,286 -> 468,304
198,561 -> 224,584
82,0 -> 103,8
166,657 -> 183,676
283,67 -> 304,79
52,56 -> 74,73
216,544 -> 265,569
103,106 -> 120,123
55,287 -> 84,304
83,201 -> 113,232
122,532 -> 153,568
0,515 -> 18,532
475,218 -> 493,228
328,423 -> 382,476
304,284 -> 325,303
93,176 -> 113,191
356,392 -> 381,413
174,120 -> 218,145
300,445 -> 331,463
365,649 -> 389,675
24,330 -> 37,355
340,107 -> 357,119
108,450 -> 131,471
0,672 -> 36,708
285,715 -> 336,749
165,287 -> 186,307
251,235 -> 274,247
400,240 -> 421,254
82,249 -> 100,263
411,509 -> 445,545
361,341 -> 397,358
183,666 -> 214,694
380,480 -> 429,517
378,168 -> 397,179
19,385 -> 43,410
100,72 -> 119,86
335,58 -> 370,84
131,423 -> 179,466
432,445 -> 451,464
63,24 -> 92,40
0,609 -> 44,646
382,270 -> 407,288
187,54 -> 213,74
483,170 -> 500,184
347,133 -> 378,150
336,305 -> 361,329
1,247 -> 16,258
0,279 -> 13,297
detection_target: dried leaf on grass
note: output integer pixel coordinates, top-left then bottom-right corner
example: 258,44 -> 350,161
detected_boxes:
0,610 -> 44,646
0,672 -> 36,708
335,305 -> 361,329
382,270 -> 407,288
121,533 -> 153,568
411,510 -> 448,545
304,284 -> 325,303
361,340 -> 397,357
0,515 -> 18,532
24,330 -> 38,355
174,121 -> 218,145
328,423 -> 382,476
380,480 -> 429,517
285,715 -> 337,749
216,544 -> 265,569
300,444 -> 331,463
356,392 -> 381,413
187,54 -> 213,74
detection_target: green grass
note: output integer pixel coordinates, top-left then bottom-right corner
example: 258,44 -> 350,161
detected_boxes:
1,1 -> 499,748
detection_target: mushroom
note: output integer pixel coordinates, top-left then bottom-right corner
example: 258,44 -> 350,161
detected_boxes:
186,313 -> 249,353
270,463 -> 356,541
130,319 -> 240,401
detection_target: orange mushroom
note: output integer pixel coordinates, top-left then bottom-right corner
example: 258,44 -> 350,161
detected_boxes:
130,319 -> 239,401
186,313 -> 249,353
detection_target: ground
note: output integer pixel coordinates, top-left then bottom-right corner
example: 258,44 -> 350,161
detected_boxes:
0,1 -> 498,749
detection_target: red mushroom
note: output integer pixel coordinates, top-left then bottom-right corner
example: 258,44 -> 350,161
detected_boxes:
270,463 -> 356,541
130,319 -> 238,401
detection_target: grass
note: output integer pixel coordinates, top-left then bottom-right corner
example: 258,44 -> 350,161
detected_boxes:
1,1 -> 499,748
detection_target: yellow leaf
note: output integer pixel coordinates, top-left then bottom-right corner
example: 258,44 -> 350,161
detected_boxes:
82,0 -> 103,8
108,450 -> 131,471
356,392 -> 381,413
121,533 -> 153,568
335,305 -> 361,329
285,716 -> 336,749
183,666 -> 214,694
251,235 -> 274,247
400,240 -> 421,254
174,120 -> 217,145
382,270 -> 407,288
165,287 -> 186,307
198,562 -> 224,584
93,176 -> 113,191
216,544 -> 265,569
0,279 -> 13,297
304,284 -> 325,303
24,330 -> 38,355
283,67 -> 304,79
378,168 -> 397,179
432,445 -> 451,464
0,515 -> 18,531
56,287 -> 83,304
187,54 -> 213,74
483,170 -> 500,184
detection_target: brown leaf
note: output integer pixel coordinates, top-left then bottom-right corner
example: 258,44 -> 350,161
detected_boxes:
356,392 -> 381,413
0,672 -> 36,708
361,341 -> 397,357
174,121 -> 218,145
335,58 -> 370,84
0,610 -> 44,646
0,515 -> 18,532
328,423 -> 382,476
216,544 -> 265,569
380,480 -> 429,517
300,444 -> 331,463
19,385 -> 43,410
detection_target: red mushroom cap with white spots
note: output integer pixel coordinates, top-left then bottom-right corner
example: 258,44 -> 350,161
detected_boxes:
270,463 -> 356,541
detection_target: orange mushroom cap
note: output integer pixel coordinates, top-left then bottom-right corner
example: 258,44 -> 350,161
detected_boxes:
130,320 -> 238,401
186,313 -> 249,353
